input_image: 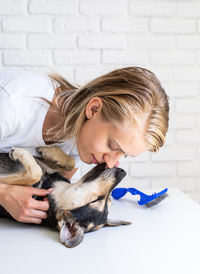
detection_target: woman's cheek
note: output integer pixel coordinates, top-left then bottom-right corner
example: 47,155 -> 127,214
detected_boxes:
93,141 -> 107,155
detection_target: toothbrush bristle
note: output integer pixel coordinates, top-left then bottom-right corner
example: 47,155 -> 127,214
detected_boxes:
145,193 -> 168,208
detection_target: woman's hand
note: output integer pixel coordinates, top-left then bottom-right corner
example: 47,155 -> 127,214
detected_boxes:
0,183 -> 53,224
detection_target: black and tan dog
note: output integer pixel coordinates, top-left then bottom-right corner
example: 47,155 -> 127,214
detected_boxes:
0,147 -> 130,248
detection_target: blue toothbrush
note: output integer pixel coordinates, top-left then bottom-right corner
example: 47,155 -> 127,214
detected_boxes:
111,187 -> 168,207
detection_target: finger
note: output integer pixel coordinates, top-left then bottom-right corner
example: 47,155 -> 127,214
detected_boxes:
29,187 -> 54,197
31,199 -> 50,211
114,161 -> 120,167
22,217 -> 43,224
28,209 -> 48,219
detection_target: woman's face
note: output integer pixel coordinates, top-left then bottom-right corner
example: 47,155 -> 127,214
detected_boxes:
77,97 -> 147,168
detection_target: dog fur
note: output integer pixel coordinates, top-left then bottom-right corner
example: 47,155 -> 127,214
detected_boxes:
0,147 -> 131,248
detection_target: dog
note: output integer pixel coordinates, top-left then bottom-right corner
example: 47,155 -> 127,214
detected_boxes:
0,146 -> 131,248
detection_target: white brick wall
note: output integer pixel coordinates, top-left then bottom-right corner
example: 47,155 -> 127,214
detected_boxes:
0,0 -> 200,204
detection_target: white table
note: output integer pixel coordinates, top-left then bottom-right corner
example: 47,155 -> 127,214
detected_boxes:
0,188 -> 200,274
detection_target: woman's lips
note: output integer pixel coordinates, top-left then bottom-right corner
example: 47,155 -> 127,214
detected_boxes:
92,154 -> 99,164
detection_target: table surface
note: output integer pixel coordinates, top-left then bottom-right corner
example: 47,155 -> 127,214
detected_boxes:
0,188 -> 200,274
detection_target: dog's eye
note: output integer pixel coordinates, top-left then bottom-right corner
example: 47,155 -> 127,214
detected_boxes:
91,195 -> 104,203
91,199 -> 99,204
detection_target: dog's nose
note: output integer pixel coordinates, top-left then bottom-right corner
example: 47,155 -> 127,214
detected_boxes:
96,163 -> 106,170
115,168 -> 126,181
83,163 -> 107,183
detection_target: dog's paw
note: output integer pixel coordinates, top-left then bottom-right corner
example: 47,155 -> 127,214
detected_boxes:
9,147 -> 24,161
37,146 -> 75,171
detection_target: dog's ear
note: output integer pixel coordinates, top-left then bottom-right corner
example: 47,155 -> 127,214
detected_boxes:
105,219 -> 132,227
57,212 -> 85,248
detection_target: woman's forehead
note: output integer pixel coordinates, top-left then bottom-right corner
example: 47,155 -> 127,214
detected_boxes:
110,123 -> 147,156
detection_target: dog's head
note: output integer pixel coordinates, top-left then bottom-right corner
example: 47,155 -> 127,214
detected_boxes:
52,163 -> 131,248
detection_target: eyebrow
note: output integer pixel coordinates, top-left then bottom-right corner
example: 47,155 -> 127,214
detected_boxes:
111,138 -> 136,157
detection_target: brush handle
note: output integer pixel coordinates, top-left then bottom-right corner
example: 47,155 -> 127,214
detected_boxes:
111,188 -> 148,200
111,188 -> 128,199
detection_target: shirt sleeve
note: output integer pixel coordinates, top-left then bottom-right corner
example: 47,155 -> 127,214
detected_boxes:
0,91 -> 17,140
71,154 -> 82,169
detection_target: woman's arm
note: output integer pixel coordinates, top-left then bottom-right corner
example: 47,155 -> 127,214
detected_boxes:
0,183 -> 8,203
60,168 -> 78,180
0,182 -> 53,224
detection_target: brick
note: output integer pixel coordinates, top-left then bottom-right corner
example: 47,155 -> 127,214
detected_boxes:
54,50 -> 100,65
168,97 -> 175,113
29,0 -> 77,14
151,177 -> 195,192
169,114 -> 195,129
164,131 -> 176,146
197,147 -> 200,160
0,0 -> 27,15
2,16 -> 51,32
177,3 -> 200,17
177,35 -> 200,50
176,98 -> 200,113
186,192 -> 200,204
163,82 -> 199,97
177,162 -> 200,176
151,18 -> 195,34
130,1 -> 176,16
75,66 -> 116,84
119,176 -> 150,189
176,130 -> 200,144
0,34 -> 26,49
196,52 -> 200,64
80,0 -> 126,15
28,34 -> 75,49
53,17 -> 100,33
20,66 -> 55,75
197,115 -> 200,128
128,34 -> 175,49
46,66 -> 74,84
102,18 -> 148,32
174,66 -> 200,81
152,145 -> 195,162
114,152 -> 150,166
176,178 -> 196,192
131,151 -> 150,163
3,50 -> 52,66
194,178 -> 200,192
150,51 -> 195,65
78,34 -> 127,49
102,50 -> 148,64
150,177 -> 175,189
147,65 -> 170,82
130,163 -> 176,177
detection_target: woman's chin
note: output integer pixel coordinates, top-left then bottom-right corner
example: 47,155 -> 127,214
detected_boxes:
78,152 -> 93,165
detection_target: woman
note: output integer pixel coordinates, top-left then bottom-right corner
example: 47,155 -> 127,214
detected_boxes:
0,67 -> 169,225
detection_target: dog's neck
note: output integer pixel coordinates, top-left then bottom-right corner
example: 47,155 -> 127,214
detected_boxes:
35,172 -> 70,229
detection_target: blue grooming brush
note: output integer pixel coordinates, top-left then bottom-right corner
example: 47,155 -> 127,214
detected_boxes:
111,187 -> 168,207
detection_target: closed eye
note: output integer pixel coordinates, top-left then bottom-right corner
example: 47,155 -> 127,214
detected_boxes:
107,141 -> 121,153
90,195 -> 105,203
90,199 -> 99,204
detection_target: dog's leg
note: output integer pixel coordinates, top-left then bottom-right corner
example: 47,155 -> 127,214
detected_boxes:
0,148 -> 42,186
37,146 -> 75,171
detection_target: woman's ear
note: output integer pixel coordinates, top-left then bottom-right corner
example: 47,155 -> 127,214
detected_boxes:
85,97 -> 103,119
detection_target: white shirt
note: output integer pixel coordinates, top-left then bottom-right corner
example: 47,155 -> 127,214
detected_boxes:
0,68 -> 82,168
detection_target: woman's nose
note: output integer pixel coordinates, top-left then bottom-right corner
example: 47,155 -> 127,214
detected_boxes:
103,152 -> 122,169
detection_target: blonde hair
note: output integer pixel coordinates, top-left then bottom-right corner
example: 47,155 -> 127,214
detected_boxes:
45,67 -> 169,152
